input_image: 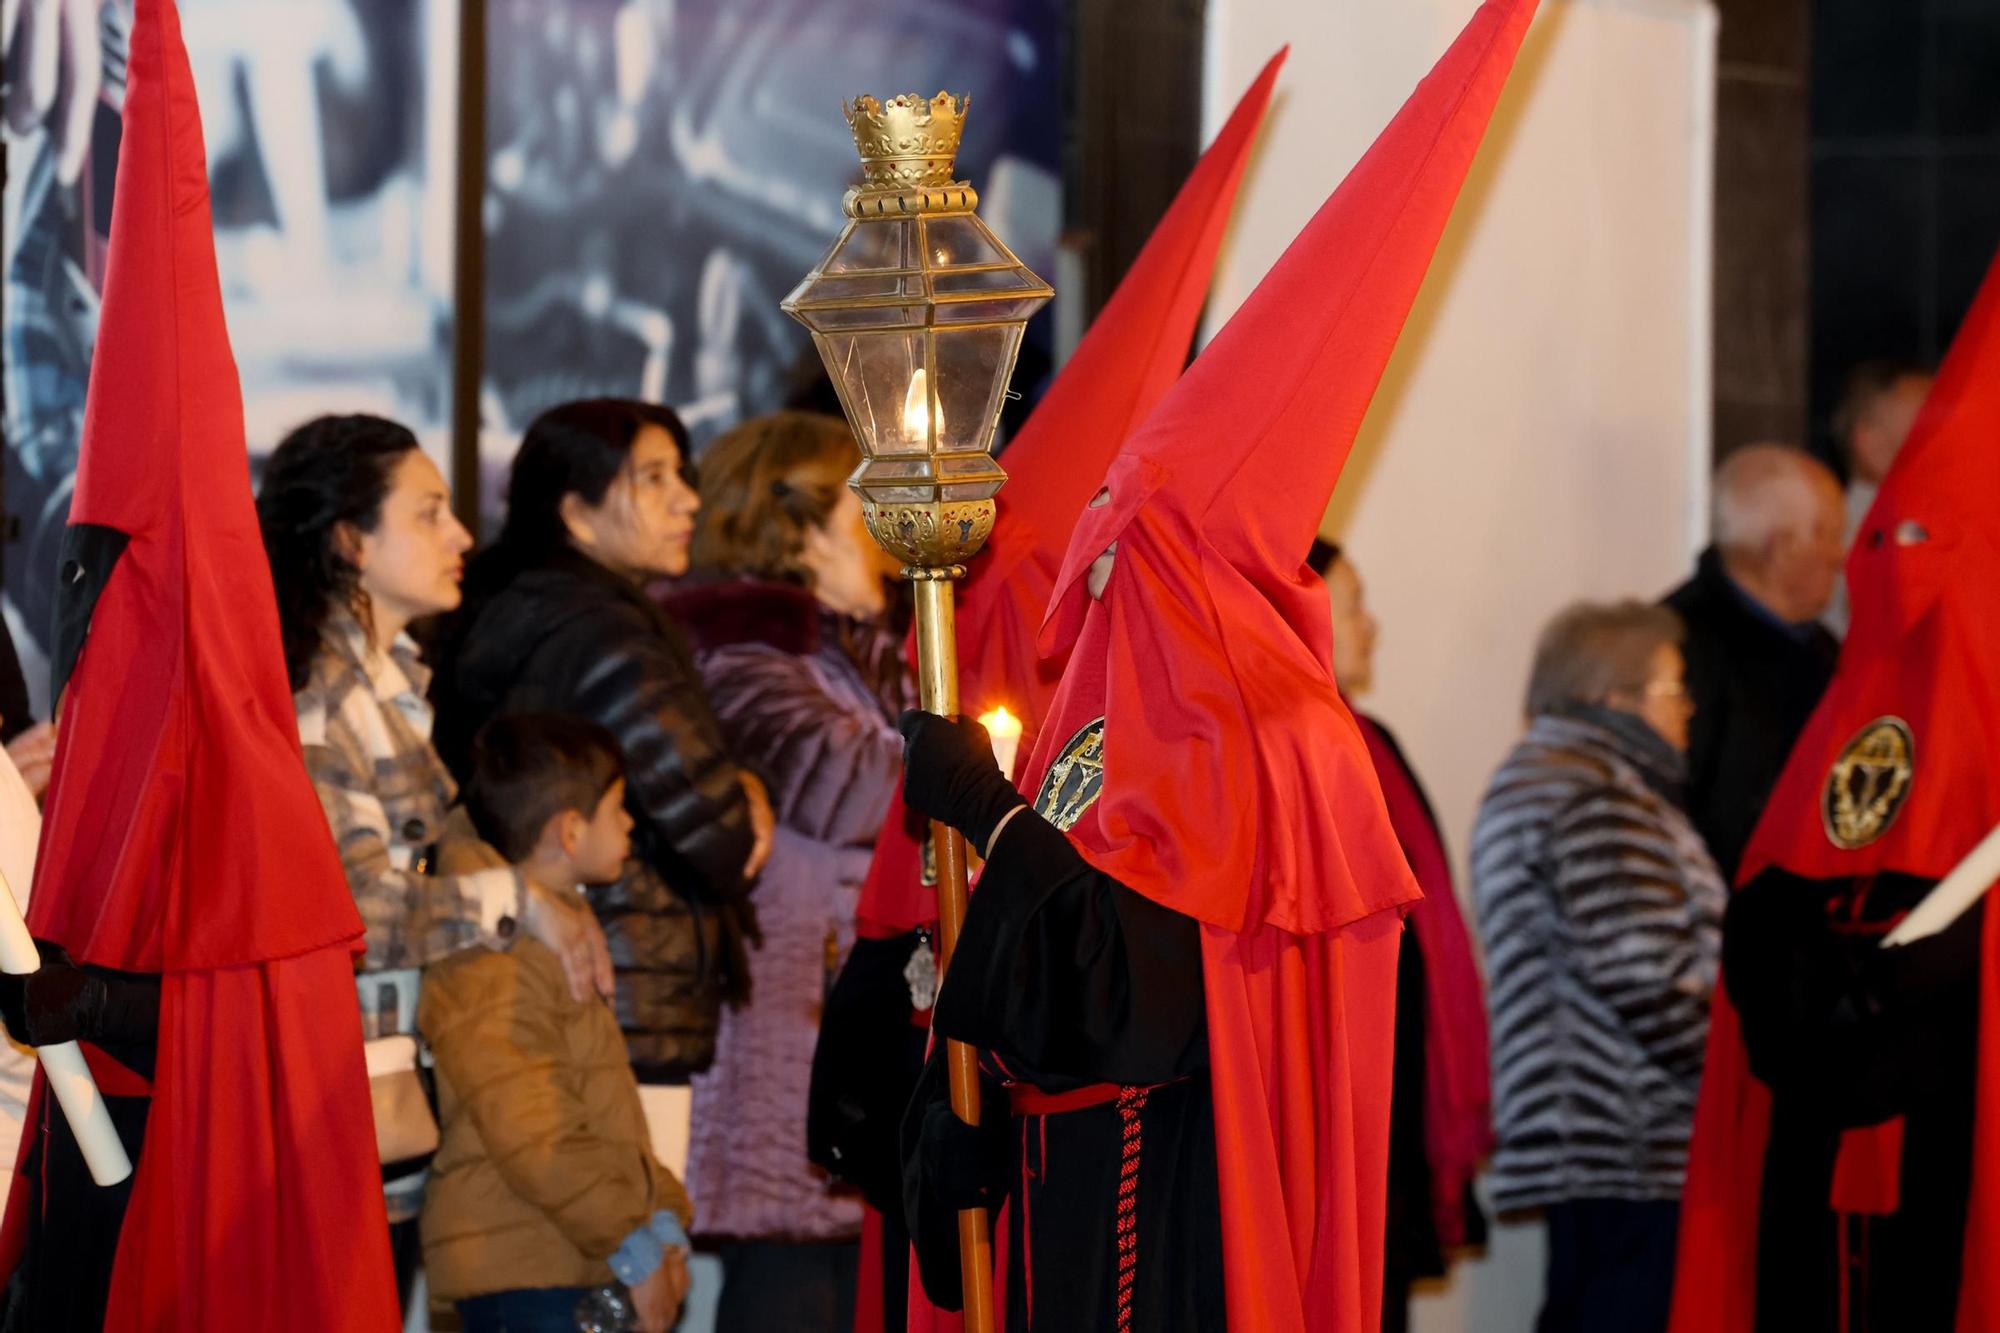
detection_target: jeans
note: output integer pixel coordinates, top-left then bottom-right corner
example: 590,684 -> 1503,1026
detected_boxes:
1538,1198 -> 1681,1333
713,1240 -> 859,1333
456,1286 -> 595,1333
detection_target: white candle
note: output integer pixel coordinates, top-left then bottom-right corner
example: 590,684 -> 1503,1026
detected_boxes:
1883,819 -> 2000,948
0,866 -> 133,1187
978,705 -> 1024,783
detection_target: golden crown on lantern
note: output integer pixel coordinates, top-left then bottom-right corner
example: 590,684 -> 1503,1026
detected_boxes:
843,92 -> 974,208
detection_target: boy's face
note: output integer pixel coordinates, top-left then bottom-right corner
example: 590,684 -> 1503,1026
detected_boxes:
569,779 -> 634,885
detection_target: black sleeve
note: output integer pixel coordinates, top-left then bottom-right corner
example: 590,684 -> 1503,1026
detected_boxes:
1678,643 -> 1740,878
563,614 -> 754,903
1725,869 -> 1982,1127
85,965 -> 162,1083
931,810 -> 1206,1091
808,931 -> 931,1215
0,616 -> 30,742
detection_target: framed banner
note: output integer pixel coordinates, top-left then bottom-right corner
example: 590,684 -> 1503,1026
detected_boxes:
475,0 -> 1062,528
2,0 -> 463,713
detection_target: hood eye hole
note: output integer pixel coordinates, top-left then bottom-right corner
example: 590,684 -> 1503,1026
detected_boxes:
1894,520 -> 1930,546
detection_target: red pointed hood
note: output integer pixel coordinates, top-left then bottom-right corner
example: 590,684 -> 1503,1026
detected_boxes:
854,52 -> 1282,938
32,0 -> 361,969
1672,245 -> 2000,1333
1023,0 -> 1540,933
1739,245 -> 2000,888
6,2 -> 398,1326
961,47 -> 1287,738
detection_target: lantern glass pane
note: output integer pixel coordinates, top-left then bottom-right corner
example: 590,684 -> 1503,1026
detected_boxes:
921,215 -> 1012,269
815,330 -> 931,457
806,273 -> 927,302
931,323 -> 1023,452
825,218 -> 917,274
933,297 -> 1050,326
853,455 -> 939,505
796,303 -> 927,333
931,267 -> 1046,295
938,451 -> 1006,502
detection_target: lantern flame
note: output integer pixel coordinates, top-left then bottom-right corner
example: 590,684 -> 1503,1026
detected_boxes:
903,368 -> 944,443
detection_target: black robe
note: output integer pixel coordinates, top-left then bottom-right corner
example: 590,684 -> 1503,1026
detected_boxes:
1725,868 -> 1982,1333
903,810 -> 1222,1332
808,928 -> 935,1332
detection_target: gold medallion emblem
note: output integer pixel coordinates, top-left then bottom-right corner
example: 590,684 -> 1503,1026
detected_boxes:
1034,717 -> 1106,832
1821,717 -> 1915,850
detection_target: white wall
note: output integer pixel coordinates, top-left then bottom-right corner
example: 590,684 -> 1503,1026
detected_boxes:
1202,2 -> 1717,1329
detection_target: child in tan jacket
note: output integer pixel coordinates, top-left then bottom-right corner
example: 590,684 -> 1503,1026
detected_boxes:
421,714 -> 693,1333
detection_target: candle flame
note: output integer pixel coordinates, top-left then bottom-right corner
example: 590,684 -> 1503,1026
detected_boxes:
978,705 -> 1023,782
902,367 -> 944,442
977,705 -> 1022,739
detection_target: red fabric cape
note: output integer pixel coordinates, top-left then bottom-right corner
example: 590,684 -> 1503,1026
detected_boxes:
1013,4 -> 1537,1324
1035,0 -> 1538,938
1669,244 -> 2000,1332
0,2 -> 396,1326
854,51 -> 1283,941
1355,712 -> 1492,1250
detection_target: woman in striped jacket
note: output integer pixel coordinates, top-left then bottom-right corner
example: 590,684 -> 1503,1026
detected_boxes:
1471,600 -> 1725,1333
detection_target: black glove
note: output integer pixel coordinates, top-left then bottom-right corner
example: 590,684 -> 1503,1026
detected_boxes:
901,1050 -> 1012,1310
913,1079 -> 1013,1212
898,710 -> 1024,851
0,943 -> 108,1048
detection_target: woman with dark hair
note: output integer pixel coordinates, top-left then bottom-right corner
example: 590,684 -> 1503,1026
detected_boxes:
431,399 -> 773,1120
256,413 -> 611,1313
659,411 -> 907,1331
1306,539 -> 1492,1333
1470,600 -> 1724,1333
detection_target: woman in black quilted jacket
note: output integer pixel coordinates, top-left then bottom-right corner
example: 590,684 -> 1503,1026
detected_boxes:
432,399 -> 775,1088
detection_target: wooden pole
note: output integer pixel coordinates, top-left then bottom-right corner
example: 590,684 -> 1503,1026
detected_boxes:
911,575 -> 996,1333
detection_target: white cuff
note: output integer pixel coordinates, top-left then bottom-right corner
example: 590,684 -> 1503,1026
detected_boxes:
471,867 -> 526,947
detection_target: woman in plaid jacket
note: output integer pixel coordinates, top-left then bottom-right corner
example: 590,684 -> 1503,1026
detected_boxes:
256,413 -> 611,1308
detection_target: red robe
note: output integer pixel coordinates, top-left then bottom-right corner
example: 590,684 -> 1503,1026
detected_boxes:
0,1 -> 397,1326
1013,3 -> 1539,1325
1669,242 -> 2000,1331
1356,712 -> 1492,1253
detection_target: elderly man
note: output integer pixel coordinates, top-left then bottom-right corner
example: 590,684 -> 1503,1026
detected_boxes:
1663,444 -> 1844,882
1823,361 -> 1934,636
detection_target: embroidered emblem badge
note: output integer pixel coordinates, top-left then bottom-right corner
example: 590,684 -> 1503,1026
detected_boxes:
1822,717 -> 1915,850
1034,716 -> 1106,832
903,927 -> 939,1011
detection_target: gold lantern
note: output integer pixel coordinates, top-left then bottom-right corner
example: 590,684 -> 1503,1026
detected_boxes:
783,92 -> 1051,571
783,92 -> 1050,1333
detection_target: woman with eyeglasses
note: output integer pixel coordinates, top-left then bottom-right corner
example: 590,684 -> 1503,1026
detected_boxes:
1469,600 -> 1723,1333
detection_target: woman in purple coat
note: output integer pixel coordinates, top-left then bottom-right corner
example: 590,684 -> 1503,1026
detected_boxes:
661,411 -> 909,1332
